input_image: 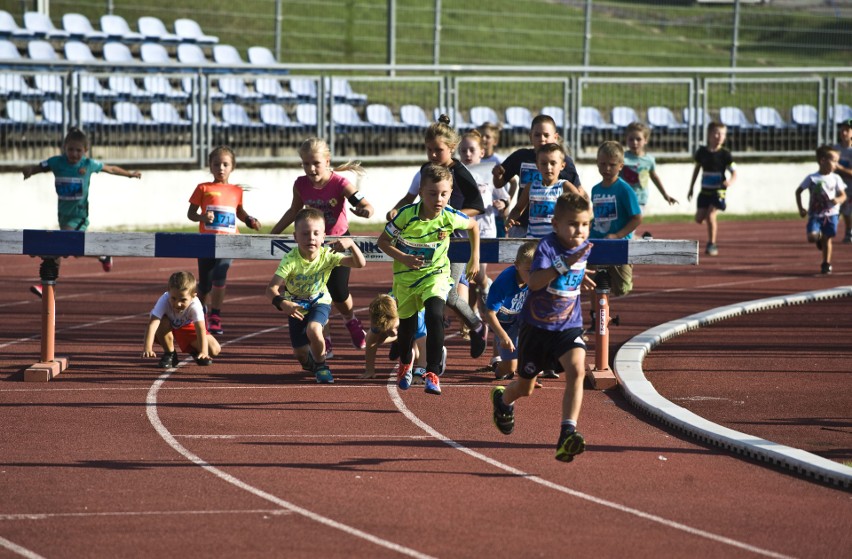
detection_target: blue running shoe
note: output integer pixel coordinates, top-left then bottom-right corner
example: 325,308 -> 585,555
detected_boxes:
423,372 -> 441,395
396,358 -> 413,390
555,429 -> 586,462
412,366 -> 426,385
314,363 -> 334,384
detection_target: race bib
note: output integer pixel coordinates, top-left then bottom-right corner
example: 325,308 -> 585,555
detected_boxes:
205,204 -> 237,232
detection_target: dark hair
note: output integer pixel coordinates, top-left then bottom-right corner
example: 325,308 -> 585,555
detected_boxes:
816,144 -> 839,161
553,192 -> 591,220
294,207 -> 325,227
168,271 -> 197,292
208,145 -> 236,166
62,127 -> 89,150
535,142 -> 566,159
420,162 -> 453,187
530,114 -> 558,132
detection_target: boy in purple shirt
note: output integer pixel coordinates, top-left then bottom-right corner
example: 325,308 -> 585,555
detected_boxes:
489,193 -> 595,463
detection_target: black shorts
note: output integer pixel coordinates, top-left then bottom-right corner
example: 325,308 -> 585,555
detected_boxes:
697,189 -> 727,211
517,324 -> 586,379
197,258 -> 232,295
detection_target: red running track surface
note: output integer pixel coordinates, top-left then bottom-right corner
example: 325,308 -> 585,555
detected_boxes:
0,220 -> 850,558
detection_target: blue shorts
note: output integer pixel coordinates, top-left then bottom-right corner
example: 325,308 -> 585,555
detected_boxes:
807,215 -> 839,239
517,324 -> 586,379
414,310 -> 427,340
697,190 -> 727,211
288,303 -> 331,349
496,320 -> 520,361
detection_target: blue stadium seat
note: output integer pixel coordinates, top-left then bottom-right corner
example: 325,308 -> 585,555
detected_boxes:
176,43 -> 208,64
248,46 -> 277,66
114,101 -> 154,126
150,102 -> 191,127
109,75 -> 155,100
831,103 -> 852,125
221,103 -> 263,129
295,103 -> 318,127
0,71 -> 40,98
174,18 -> 218,45
42,100 -> 66,125
100,15 -> 144,43
62,13 -> 107,42
259,103 -> 303,129
330,78 -> 367,105
541,106 -> 567,131
5,99 -> 37,123
332,103 -> 371,130
290,77 -> 318,101
64,40 -> 98,62
81,101 -> 119,126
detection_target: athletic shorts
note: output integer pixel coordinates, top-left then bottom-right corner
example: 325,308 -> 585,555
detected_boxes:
288,303 -> 331,349
517,324 -> 586,379
496,320 -> 520,361
394,272 -> 454,319
697,189 -> 727,211
197,258 -> 232,295
173,323 -> 202,353
450,262 -> 469,288
807,215 -> 839,239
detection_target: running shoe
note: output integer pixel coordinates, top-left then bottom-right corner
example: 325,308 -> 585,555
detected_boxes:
324,336 -> 334,359
314,363 -> 334,384
555,429 -> 586,463
423,371 -> 441,395
439,346 -> 447,376
397,356 -> 414,390
642,231 -> 653,240
705,242 -> 718,256
207,312 -> 223,335
469,323 -> 488,358
490,386 -> 514,435
540,369 -> 560,379
189,350 -> 213,366
821,262 -> 832,275
30,284 -> 43,299
345,317 -> 367,349
489,356 -> 502,373
98,256 -> 113,272
412,366 -> 426,385
157,350 -> 178,369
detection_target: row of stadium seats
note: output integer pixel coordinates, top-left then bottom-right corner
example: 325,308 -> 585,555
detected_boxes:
0,10 -> 217,45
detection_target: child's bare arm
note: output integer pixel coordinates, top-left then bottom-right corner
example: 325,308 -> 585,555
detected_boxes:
361,329 -> 389,379
386,193 -> 416,221
506,186 -> 531,229
101,164 -> 141,179
236,205 -> 261,231
650,170 -> 677,205
608,214 -> 643,240
527,243 -> 593,291
270,188 -> 304,234
484,309 -> 513,353
193,320 -> 210,359
22,164 -> 44,180
687,163 -> 701,201
795,189 -> 807,217
342,182 -> 374,219
335,238 -> 366,269
378,231 -> 424,269
142,316 -> 161,358
465,219 -> 480,282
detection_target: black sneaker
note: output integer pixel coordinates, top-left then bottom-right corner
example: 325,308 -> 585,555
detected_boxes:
157,351 -> 178,369
469,323 -> 487,358
540,369 -> 560,379
821,262 -> 832,275
555,429 -> 586,463
641,231 -> 653,240
490,386 -> 514,435
189,350 -> 213,366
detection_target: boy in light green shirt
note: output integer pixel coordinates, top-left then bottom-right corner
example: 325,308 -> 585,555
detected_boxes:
378,163 -> 480,395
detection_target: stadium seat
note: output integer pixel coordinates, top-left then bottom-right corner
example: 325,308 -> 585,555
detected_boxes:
332,103 -> 371,129
611,106 -> 641,129
140,42 -> 172,64
100,14 -> 144,43
186,103 -> 226,127
176,43 -> 208,64
41,100 -> 66,124
24,11 -> 71,40
719,106 -> 756,129
62,13 -> 108,42
144,75 -> 189,99
64,41 -> 98,62
579,107 -> 616,130
138,16 -> 180,44
114,101 -> 151,125
0,71 -> 40,97
366,104 -> 407,128
0,38 -> 20,59
330,78 -> 368,104
103,41 -> 134,63
212,44 -> 245,65
647,106 -> 687,130
295,103 -> 318,127
682,107 -> 706,128
400,104 -> 430,129
505,106 -> 533,130
435,107 -> 471,130
81,101 -> 119,126
541,106 -> 567,130
0,10 -> 36,39
255,76 -> 296,101
218,76 -> 263,100
791,104 -> 818,127
221,103 -> 263,128
248,46 -> 277,66
259,103 -> 303,128
469,106 -> 500,128
58,43 -> 117,99
754,106 -> 789,129
5,99 -> 37,123
109,75 -> 154,99
831,103 -> 852,125
150,102 -> 191,126
290,77 -> 318,101
27,41 -> 67,96
174,18 -> 219,45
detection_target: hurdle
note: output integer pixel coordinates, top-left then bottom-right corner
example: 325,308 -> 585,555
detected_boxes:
0,229 -> 698,382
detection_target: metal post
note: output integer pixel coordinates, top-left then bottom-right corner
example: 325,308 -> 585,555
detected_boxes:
582,0 -> 592,75
730,0 -> 741,93
387,0 -> 396,76
433,0 -> 441,66
274,0 -> 282,62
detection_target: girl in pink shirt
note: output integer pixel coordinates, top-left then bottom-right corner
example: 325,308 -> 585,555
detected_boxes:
271,138 -> 374,351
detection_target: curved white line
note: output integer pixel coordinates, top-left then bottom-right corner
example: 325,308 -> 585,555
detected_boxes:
0,536 -> 46,559
145,325 -> 435,559
385,383 -> 793,559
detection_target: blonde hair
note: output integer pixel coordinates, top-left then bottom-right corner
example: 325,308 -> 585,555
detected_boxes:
420,162 -> 453,187
625,122 -> 651,140
477,122 -> 501,144
597,140 -> 625,162
515,240 -> 539,266
294,207 -> 325,228
554,192 -> 591,220
369,294 -> 398,333
298,137 -> 365,176
168,271 -> 197,293
461,129 -> 483,146
536,142 -> 566,160
425,114 -> 460,151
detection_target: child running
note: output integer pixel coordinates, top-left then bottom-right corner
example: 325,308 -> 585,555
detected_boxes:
22,127 -> 141,296
378,163 -> 481,395
621,122 -> 677,214
270,138 -> 374,352
266,208 -> 366,384
187,146 -> 261,335
687,121 -> 737,256
795,145 -> 847,275
490,193 -> 594,463
832,119 -> 852,243
142,271 -> 220,368
482,240 -> 537,381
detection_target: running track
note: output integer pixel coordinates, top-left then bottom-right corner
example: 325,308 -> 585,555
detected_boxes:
0,220 -> 850,558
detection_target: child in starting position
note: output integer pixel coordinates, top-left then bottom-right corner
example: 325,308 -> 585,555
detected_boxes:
22,127 -> 141,296
687,122 -> 737,256
378,163 -> 481,395
142,271 -> 220,368
490,193 -> 595,463
795,145 -> 847,275
266,208 -> 366,384
187,146 -> 262,335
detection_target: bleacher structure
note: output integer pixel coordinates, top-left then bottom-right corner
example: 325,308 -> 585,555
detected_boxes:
1,9 -> 851,167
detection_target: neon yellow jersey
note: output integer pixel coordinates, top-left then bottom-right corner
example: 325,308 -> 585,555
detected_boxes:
273,246 -> 343,306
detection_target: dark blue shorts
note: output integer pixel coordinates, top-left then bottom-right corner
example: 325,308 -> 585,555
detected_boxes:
697,190 -> 726,211
288,303 -> 331,349
807,215 -> 839,239
517,324 -> 586,379
496,320 -> 520,361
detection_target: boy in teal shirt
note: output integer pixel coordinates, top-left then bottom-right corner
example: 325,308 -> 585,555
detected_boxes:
378,163 -> 481,395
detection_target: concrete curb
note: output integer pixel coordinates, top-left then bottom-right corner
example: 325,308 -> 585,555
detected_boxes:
613,286 -> 852,490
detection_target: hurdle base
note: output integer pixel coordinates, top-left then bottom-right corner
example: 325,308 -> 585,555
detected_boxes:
24,357 -> 68,382
586,363 -> 617,390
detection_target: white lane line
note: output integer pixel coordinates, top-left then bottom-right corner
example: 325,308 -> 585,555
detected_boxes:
386,383 -> 794,559
0,509 -> 289,521
175,434 -> 432,440
146,326 -> 435,559
0,536 -> 46,559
